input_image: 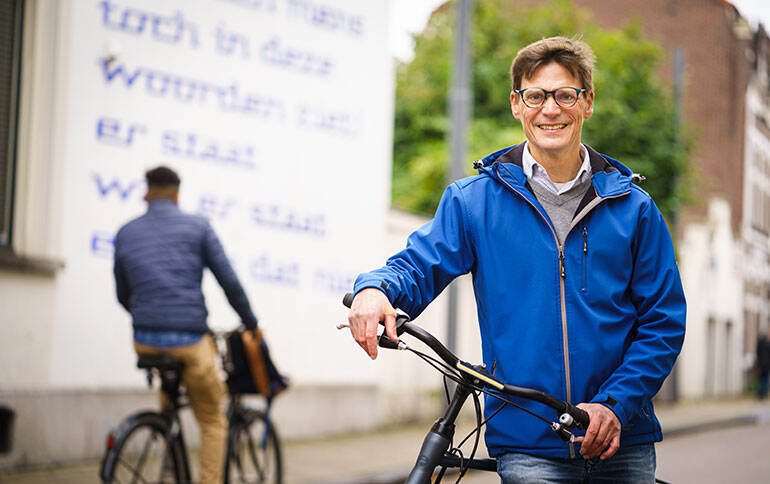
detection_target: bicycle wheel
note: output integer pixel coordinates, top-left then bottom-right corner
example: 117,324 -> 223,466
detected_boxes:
227,409 -> 282,484
101,412 -> 187,484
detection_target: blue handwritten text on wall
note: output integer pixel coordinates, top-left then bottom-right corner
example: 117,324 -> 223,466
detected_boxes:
249,254 -> 300,286
197,194 -> 238,221
251,203 -> 326,236
100,59 -> 286,120
96,117 -> 147,147
93,173 -> 143,201
91,231 -> 115,258
162,130 -> 257,170
99,0 -> 200,48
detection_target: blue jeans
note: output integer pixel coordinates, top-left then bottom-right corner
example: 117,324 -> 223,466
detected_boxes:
497,443 -> 656,483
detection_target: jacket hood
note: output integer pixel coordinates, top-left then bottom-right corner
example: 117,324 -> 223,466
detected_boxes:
474,143 -> 637,198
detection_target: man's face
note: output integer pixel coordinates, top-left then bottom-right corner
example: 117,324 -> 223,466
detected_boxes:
510,62 -> 594,161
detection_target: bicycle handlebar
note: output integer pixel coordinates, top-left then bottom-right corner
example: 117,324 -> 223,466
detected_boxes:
342,292 -> 589,431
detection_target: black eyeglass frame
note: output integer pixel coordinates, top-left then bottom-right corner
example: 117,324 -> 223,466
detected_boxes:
513,87 -> 587,108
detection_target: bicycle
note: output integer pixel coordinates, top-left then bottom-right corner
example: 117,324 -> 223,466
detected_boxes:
99,332 -> 282,484
339,293 -> 672,484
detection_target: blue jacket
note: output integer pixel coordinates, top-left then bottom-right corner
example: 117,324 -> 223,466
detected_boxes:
114,200 -> 258,334
354,144 -> 686,458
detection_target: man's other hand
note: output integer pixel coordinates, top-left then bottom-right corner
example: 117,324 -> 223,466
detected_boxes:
575,402 -> 621,460
348,288 -> 397,360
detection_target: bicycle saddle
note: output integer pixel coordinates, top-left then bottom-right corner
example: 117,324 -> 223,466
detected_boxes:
136,354 -> 185,372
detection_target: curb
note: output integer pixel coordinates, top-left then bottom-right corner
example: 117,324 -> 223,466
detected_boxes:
661,414 -> 757,438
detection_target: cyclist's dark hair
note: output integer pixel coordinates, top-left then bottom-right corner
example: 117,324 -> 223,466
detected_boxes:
145,166 -> 181,188
510,36 -> 596,92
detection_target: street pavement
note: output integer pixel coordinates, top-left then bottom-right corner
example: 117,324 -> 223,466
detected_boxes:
1,396 -> 769,483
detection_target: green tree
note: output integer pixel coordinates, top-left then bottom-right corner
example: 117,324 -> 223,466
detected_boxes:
392,0 -> 688,219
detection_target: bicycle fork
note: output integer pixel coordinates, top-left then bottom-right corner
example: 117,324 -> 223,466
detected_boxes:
164,411 -> 192,482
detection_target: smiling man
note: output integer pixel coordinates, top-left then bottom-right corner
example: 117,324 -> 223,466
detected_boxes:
347,37 -> 686,483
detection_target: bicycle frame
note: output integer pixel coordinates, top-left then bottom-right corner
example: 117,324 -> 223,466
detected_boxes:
406,381 -> 496,483
341,293 -> 676,484
340,293 -> 589,484
161,406 -> 193,481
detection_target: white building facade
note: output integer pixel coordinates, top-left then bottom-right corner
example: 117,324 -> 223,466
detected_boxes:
0,0 -> 461,468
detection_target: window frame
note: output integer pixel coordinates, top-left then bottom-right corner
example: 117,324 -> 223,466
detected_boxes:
0,0 -> 24,247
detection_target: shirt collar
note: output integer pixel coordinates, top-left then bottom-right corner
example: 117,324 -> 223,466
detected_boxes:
147,199 -> 179,212
522,141 -> 591,192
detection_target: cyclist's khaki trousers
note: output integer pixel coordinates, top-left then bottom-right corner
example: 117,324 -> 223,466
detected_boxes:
134,334 -> 227,484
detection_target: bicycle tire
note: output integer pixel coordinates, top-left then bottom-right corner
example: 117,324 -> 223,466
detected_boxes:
100,411 -> 187,484
227,409 -> 283,484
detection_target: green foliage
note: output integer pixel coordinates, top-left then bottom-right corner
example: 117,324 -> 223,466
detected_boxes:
392,0 -> 689,220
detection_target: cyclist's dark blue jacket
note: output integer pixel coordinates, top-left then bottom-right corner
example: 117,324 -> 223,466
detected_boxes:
114,199 -> 258,335
354,143 -> 686,458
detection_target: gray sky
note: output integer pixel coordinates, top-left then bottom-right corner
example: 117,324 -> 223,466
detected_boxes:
389,0 -> 444,60
731,0 -> 770,30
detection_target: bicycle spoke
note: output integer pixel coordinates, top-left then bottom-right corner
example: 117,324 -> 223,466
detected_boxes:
229,417 -> 277,484
231,443 -> 249,484
130,431 -> 156,484
115,457 -> 152,484
110,424 -> 176,484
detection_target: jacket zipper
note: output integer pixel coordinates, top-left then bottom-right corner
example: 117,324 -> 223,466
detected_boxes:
497,171 -> 576,456
496,167 -> 630,457
581,227 -> 587,293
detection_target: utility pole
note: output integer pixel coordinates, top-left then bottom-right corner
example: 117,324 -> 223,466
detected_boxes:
446,0 -> 473,355
665,47 -> 685,403
671,46 -> 685,402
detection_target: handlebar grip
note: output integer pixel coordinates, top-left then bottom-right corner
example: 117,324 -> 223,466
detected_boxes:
378,333 -> 400,350
343,293 -> 409,342
571,405 -> 590,430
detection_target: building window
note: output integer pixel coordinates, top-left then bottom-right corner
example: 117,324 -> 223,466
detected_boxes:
0,0 -> 23,246
752,183 -> 769,235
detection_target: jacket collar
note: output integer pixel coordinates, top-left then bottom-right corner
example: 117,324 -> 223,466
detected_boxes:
477,143 -> 633,198
147,199 -> 180,214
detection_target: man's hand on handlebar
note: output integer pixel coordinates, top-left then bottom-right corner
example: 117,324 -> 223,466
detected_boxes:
347,288 -> 398,359
575,403 -> 621,460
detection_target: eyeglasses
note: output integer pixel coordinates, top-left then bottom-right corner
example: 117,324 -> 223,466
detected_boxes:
514,87 -> 586,108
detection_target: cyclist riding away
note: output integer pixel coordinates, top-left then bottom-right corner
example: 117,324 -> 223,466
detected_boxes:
347,37 -> 686,483
113,166 -> 259,484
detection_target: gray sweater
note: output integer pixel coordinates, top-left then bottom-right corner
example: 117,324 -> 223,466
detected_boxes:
529,178 -> 592,246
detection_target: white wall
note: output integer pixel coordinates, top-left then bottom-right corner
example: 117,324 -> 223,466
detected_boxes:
0,0 -> 404,467
0,0 -> 395,391
678,199 -> 744,398
742,82 -> 770,360
376,209 -> 482,423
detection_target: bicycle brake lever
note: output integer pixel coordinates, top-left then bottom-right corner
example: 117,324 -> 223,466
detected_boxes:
336,323 -> 406,350
378,333 -> 407,350
551,422 -> 574,443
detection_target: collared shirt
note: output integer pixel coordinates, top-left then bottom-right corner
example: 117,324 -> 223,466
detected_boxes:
521,142 -> 592,195
134,329 -> 202,348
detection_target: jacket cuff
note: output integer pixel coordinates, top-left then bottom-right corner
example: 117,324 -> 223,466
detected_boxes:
589,393 -> 629,425
353,276 -> 393,302
242,315 -> 258,330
